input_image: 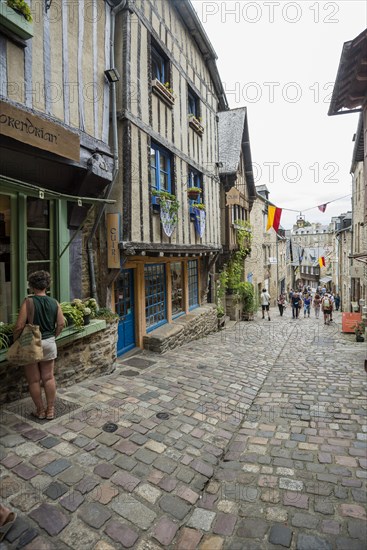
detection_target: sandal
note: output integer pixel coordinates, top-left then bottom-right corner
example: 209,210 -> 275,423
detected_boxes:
31,410 -> 46,420
0,512 -> 17,542
46,406 -> 55,420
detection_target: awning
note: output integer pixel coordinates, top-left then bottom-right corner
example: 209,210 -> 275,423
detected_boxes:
319,276 -> 332,284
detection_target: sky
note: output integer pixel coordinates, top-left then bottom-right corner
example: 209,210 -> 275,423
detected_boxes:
192,0 -> 366,229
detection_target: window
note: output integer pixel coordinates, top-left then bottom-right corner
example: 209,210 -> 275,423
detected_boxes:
171,262 -> 183,317
188,168 -> 203,213
145,264 -> 166,331
151,44 -> 168,84
27,197 -> 53,282
150,143 -> 172,201
0,195 -> 11,322
188,260 -> 198,309
188,87 -> 200,118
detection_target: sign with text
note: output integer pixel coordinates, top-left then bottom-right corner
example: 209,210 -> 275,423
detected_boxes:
342,312 -> 362,333
107,213 -> 120,269
226,187 -> 244,207
0,101 -> 80,161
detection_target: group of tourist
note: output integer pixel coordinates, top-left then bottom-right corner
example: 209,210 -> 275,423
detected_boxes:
261,285 -> 340,326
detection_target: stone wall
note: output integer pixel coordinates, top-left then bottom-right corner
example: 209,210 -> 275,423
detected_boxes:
143,304 -> 218,354
0,321 -> 118,404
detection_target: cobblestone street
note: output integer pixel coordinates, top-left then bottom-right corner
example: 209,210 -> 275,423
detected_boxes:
0,309 -> 366,549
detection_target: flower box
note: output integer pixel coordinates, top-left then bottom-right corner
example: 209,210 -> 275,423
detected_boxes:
0,1 -> 33,40
151,79 -> 175,108
188,115 -> 204,136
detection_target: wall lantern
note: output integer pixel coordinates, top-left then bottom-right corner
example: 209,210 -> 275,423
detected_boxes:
104,69 -> 120,83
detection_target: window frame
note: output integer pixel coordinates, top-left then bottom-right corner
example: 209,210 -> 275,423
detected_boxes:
188,87 -> 200,119
151,43 -> 169,85
0,184 -> 70,323
150,142 -> 172,205
188,260 -> 199,310
144,263 -> 167,332
188,167 -> 203,215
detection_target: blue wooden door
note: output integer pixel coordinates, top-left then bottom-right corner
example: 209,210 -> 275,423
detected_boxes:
115,269 -> 135,356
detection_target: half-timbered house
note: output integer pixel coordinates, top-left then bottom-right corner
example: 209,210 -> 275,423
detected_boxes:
107,0 -> 228,354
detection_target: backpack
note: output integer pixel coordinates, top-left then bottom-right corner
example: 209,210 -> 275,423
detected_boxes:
323,297 -> 330,308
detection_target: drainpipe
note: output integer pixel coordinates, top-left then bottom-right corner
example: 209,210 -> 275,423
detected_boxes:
87,0 -> 127,300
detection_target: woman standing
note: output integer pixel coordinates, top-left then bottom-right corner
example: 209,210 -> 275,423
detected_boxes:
14,271 -> 65,420
277,293 -> 286,316
313,293 -> 321,319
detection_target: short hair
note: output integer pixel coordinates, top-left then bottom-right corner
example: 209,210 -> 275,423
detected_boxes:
262,288 -> 266,292
28,270 -> 51,291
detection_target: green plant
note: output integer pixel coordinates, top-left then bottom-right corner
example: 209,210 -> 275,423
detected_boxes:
96,308 -> 119,323
354,320 -> 366,335
187,186 -> 202,194
83,298 -> 98,318
216,268 -> 228,316
152,189 -> 180,225
163,82 -> 174,94
60,302 -> 84,329
192,203 -> 205,211
0,322 -> 14,350
234,219 -> 253,259
237,282 -> 255,313
7,0 -> 33,21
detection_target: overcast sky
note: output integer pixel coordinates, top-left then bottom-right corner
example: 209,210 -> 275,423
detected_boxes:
192,0 -> 366,229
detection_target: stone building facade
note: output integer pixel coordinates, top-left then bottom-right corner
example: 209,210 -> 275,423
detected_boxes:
246,186 -> 287,306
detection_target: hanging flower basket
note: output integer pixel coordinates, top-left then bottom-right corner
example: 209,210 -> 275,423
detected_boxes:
152,190 -> 180,237
187,187 -> 202,201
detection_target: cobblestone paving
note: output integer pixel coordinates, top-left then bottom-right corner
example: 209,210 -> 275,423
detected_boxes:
0,310 -> 366,549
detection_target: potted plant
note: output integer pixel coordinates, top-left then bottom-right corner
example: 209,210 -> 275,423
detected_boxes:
237,282 -> 255,321
0,0 -> 33,39
187,186 -> 202,201
60,302 -> 84,330
151,79 -> 175,107
188,113 -> 204,135
0,322 -> 14,349
354,320 -> 366,342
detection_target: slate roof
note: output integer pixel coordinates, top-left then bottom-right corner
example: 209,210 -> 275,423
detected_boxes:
218,108 -> 247,175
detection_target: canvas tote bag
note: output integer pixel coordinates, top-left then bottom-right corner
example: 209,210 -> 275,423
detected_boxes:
7,298 -> 43,365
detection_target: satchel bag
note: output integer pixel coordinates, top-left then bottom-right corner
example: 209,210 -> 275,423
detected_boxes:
7,298 -> 43,365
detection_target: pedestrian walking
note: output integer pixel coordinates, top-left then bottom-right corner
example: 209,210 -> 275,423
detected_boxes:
291,292 -> 301,319
303,293 -> 312,318
329,293 -> 335,322
313,293 -> 321,319
13,271 -> 65,420
261,288 -> 271,321
335,293 -> 341,311
277,293 -> 286,316
321,293 -> 333,325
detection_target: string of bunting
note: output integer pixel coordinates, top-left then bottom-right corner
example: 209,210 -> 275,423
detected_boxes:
266,193 -> 351,233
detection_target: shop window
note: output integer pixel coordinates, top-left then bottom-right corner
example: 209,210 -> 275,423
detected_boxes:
150,143 -> 172,204
0,195 -> 11,323
171,262 -> 183,317
188,260 -> 198,309
145,264 -> 167,331
26,197 -> 53,283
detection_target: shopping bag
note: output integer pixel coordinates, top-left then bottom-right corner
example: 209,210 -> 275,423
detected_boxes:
6,298 -> 43,365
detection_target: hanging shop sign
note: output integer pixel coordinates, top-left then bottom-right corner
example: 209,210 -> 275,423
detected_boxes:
107,213 -> 121,269
0,101 -> 80,161
226,187 -> 244,207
